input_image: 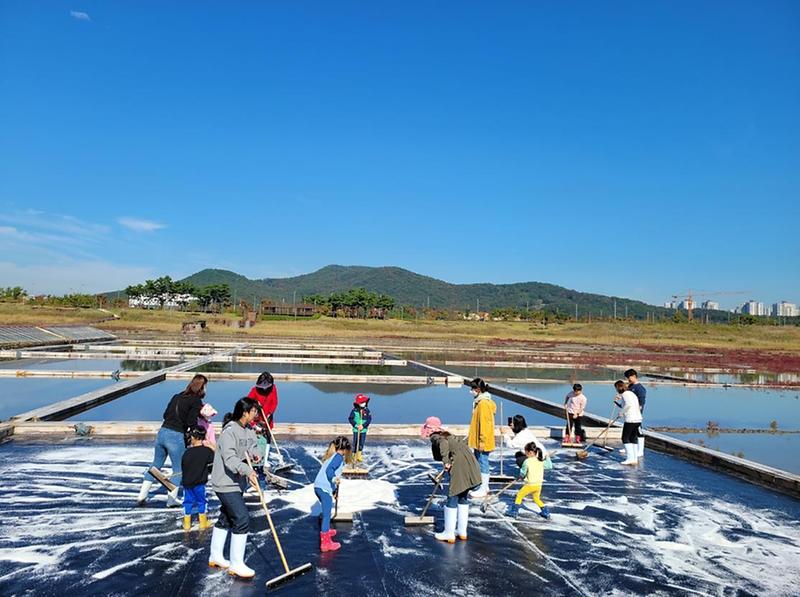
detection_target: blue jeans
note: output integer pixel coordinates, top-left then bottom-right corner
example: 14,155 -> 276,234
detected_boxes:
446,489 -> 471,507
144,427 -> 186,487
183,485 -> 207,515
352,431 -> 367,452
215,490 -> 250,534
474,450 -> 490,474
315,488 -> 333,532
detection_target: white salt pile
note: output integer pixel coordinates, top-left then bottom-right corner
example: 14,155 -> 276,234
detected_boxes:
278,479 -> 396,515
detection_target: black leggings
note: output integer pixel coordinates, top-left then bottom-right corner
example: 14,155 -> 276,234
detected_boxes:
566,414 -> 584,439
622,422 -> 641,445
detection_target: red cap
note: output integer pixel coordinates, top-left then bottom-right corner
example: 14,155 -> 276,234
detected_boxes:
354,393 -> 370,405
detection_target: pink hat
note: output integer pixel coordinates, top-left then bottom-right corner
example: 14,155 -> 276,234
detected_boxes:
420,416 -> 444,438
200,403 -> 217,418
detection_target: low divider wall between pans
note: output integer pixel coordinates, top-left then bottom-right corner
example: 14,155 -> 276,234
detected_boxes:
6,422 -> 623,440
402,356 -> 800,500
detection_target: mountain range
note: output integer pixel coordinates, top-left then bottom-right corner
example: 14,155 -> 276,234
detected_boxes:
180,265 -> 668,318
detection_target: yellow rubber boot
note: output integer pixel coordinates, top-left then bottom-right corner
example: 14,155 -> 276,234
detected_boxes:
356,451 -> 363,463
198,513 -> 211,530
183,515 -> 192,531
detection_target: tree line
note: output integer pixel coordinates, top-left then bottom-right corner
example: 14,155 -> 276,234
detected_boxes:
302,288 -> 396,318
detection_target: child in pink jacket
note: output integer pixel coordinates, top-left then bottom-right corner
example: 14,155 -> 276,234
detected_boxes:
564,384 -> 588,442
197,403 -> 218,448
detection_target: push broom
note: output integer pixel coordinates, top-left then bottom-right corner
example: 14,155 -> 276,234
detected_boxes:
332,480 -> 353,523
404,470 -> 445,526
490,401 -> 515,483
561,405 -> 584,449
258,404 -> 294,475
575,415 -> 620,460
245,454 -> 312,589
343,428 -> 369,476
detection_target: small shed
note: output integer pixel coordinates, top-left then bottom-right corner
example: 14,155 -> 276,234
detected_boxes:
181,320 -> 206,334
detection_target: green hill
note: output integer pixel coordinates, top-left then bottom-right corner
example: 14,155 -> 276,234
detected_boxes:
180,265 -> 669,319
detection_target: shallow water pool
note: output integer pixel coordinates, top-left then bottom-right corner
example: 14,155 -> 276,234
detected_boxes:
0,378 -> 115,420
68,381 -> 562,429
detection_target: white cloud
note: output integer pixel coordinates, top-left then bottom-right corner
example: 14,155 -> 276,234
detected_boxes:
70,10 -> 91,21
117,217 -> 166,233
0,261 -> 154,295
0,211 -> 109,241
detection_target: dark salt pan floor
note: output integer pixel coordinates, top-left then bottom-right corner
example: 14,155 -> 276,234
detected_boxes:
0,440 -> 798,596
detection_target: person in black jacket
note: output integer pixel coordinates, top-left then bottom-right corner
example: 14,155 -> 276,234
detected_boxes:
136,374 -> 208,507
181,427 -> 215,531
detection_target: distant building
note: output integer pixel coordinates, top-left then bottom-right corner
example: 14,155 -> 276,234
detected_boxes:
701,300 -> 720,311
664,301 -> 677,309
128,293 -> 198,309
678,299 -> 695,310
772,301 -> 799,317
741,300 -> 768,316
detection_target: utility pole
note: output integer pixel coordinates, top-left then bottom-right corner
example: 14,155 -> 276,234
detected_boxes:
613,300 -> 617,320
575,303 -> 578,320
293,290 -> 297,319
477,298 -> 480,313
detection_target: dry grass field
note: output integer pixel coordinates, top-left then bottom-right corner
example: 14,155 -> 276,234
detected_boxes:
0,303 -> 800,354
2,303 -> 799,354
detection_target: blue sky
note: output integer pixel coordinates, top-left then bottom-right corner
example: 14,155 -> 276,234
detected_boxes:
1,1 -> 798,308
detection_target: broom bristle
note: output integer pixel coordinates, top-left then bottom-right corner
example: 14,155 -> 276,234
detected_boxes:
265,563 -> 312,589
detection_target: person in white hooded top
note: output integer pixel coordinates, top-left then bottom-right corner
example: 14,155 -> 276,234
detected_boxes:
503,415 -> 548,458
613,380 -> 642,465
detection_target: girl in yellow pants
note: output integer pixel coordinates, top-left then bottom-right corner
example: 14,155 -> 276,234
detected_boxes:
510,443 -> 550,519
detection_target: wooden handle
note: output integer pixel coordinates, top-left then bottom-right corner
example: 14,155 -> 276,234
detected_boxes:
419,470 -> 445,518
565,404 -> 573,436
484,477 -> 518,505
585,415 -> 620,449
246,453 -> 290,574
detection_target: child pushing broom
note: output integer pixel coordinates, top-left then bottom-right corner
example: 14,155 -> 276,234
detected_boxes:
509,442 -> 550,519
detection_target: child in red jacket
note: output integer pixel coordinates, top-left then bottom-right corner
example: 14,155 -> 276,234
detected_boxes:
247,371 -> 278,471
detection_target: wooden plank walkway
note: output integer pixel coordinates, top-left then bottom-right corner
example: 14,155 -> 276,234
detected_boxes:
9,345 -> 248,422
0,369 -> 457,385
73,344 -> 383,358
0,349 -> 406,366
404,357 -> 800,499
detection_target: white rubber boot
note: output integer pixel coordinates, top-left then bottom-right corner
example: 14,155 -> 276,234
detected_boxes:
136,480 -> 152,506
208,526 -> 230,569
262,443 -> 272,471
469,474 -> 490,499
434,506 -> 457,543
456,503 -> 470,540
166,487 -> 181,508
227,533 -> 255,578
621,444 -> 638,465
637,436 -> 645,458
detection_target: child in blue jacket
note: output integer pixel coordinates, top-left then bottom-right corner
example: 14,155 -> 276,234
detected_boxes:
314,436 -> 351,552
348,394 -> 372,463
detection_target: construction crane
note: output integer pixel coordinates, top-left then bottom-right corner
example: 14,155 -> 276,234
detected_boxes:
670,290 -> 750,322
